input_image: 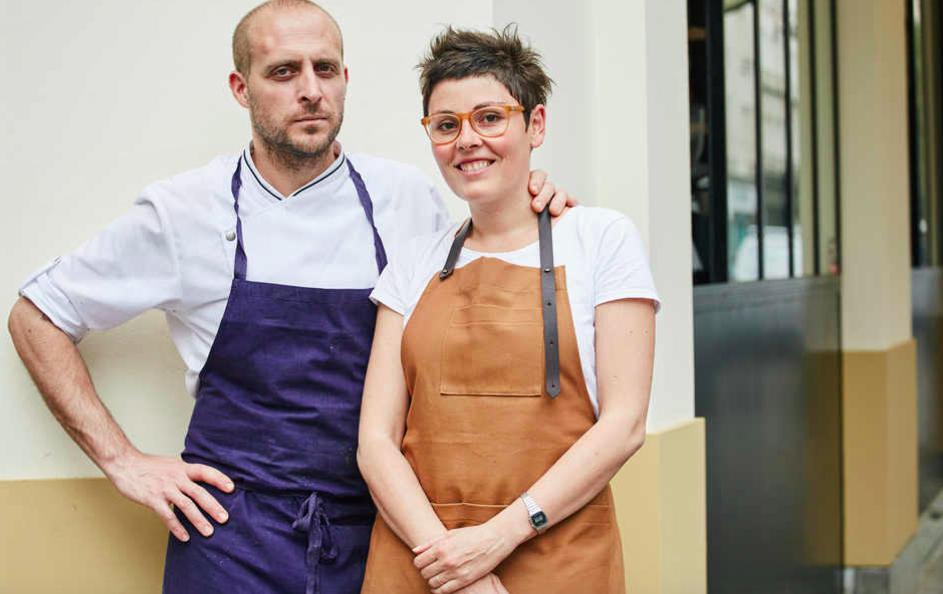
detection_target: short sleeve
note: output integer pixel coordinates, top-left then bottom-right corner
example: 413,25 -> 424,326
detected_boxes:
593,216 -> 661,312
370,244 -> 412,316
18,189 -> 183,341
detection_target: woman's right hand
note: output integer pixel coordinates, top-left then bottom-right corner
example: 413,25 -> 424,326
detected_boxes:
454,574 -> 509,594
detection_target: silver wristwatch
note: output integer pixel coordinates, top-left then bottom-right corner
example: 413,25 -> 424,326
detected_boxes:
520,492 -> 548,534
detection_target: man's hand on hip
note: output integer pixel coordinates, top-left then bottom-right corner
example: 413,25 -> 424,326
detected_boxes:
105,452 -> 234,542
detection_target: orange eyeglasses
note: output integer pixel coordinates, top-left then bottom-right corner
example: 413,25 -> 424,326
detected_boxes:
421,105 -> 525,145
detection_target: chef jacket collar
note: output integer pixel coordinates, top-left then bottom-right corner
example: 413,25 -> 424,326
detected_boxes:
241,141 -> 348,202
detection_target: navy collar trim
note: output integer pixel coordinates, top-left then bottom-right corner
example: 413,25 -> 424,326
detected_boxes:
241,147 -> 347,200
294,154 -> 346,195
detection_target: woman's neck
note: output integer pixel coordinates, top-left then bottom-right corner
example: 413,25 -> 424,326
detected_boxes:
466,186 -> 541,253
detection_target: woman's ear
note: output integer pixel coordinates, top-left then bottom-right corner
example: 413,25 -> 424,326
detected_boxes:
528,104 -> 547,149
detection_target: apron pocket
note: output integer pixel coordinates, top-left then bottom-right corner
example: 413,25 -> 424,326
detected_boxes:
440,305 -> 543,397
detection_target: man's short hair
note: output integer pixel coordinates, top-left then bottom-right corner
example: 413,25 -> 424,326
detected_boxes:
417,25 -> 554,126
232,0 -> 344,76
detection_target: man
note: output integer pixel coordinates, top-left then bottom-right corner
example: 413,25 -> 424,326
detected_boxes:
7,1 -> 570,593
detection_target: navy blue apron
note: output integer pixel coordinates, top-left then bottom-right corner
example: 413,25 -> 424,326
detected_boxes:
163,157 -> 383,594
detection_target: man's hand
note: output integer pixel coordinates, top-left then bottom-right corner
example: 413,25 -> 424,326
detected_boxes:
105,452 -> 234,542
454,574 -> 509,594
527,170 -> 578,215
8,298 -> 236,543
413,524 -> 517,594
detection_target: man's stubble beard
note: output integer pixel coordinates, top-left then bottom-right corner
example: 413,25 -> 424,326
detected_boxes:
249,97 -> 344,172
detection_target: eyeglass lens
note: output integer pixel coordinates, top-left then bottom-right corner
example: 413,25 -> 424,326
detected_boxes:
427,107 -> 512,143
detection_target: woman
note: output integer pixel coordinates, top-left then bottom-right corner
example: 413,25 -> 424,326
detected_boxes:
357,26 -> 659,594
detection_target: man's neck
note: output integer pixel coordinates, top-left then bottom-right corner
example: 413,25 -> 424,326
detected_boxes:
250,140 -> 339,198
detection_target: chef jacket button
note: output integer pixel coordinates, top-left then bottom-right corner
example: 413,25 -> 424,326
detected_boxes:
225,230 -> 236,241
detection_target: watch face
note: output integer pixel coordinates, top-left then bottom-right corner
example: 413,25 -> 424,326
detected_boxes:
532,511 -> 548,528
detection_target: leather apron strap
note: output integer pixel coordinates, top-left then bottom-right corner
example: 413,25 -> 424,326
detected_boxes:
438,208 -> 561,398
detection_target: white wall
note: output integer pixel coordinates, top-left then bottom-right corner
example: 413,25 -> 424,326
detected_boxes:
0,0 -> 490,480
492,0 -> 595,201
589,0 -> 696,431
2,0 -> 695,480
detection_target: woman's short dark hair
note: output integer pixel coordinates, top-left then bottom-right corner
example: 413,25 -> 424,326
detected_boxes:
417,24 -> 554,126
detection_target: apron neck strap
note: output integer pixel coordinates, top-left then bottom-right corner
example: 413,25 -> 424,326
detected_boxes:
439,218 -> 473,280
231,158 -> 249,280
228,155 -> 389,281
438,208 -> 561,398
345,159 -> 388,274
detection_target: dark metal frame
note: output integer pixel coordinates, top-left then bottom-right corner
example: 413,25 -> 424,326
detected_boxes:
808,0 -> 822,275
783,0 -> 796,276
938,0 -> 943,266
707,0 -> 730,283
753,2 -> 766,279
908,0 -> 922,267
907,0 -> 943,268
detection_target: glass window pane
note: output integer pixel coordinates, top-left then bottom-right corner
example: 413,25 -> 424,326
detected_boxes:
911,0 -> 933,267
814,0 -> 840,276
791,0 -> 815,277
725,2 -> 759,282
690,0 -> 713,284
760,0 -> 790,280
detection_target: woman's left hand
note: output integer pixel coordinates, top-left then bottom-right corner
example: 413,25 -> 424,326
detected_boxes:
413,524 -> 517,594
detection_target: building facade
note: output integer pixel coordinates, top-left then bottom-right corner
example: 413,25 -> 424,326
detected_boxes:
1,1 -> 940,593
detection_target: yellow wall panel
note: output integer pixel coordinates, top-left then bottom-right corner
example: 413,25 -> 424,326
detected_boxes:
842,340 -> 918,565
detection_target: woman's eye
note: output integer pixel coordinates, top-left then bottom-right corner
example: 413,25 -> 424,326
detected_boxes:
436,120 -> 458,131
477,111 -> 504,124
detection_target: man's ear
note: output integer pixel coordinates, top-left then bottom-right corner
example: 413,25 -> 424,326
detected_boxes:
229,71 -> 250,109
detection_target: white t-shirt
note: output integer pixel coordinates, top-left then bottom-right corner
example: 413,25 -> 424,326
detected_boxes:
19,144 -> 451,396
369,206 -> 660,416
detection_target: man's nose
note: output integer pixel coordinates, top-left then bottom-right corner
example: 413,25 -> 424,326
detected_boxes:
298,65 -> 323,103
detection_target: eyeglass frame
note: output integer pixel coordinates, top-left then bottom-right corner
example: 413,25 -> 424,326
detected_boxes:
420,104 -> 526,145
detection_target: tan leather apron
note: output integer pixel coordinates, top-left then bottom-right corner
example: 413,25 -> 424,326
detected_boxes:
361,214 -> 625,594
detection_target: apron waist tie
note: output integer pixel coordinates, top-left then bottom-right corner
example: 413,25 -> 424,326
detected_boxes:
292,491 -> 338,594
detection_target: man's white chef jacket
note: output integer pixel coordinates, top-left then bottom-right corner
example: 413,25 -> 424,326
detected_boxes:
19,145 -> 451,396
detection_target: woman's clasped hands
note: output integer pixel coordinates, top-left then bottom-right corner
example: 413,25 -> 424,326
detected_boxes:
412,521 -> 524,594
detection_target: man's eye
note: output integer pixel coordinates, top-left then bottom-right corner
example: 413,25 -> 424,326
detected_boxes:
316,63 -> 337,73
273,67 -> 292,77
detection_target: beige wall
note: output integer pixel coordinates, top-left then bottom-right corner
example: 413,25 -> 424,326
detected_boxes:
612,419 -> 707,594
842,341 -> 918,565
836,0 -> 919,566
589,0 -> 696,432
836,0 -> 913,351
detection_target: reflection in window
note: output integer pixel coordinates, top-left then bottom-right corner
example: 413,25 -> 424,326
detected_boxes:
724,2 -> 759,282
760,0 -> 790,279
690,0 -> 839,283
909,0 -> 943,268
791,0 -> 814,277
